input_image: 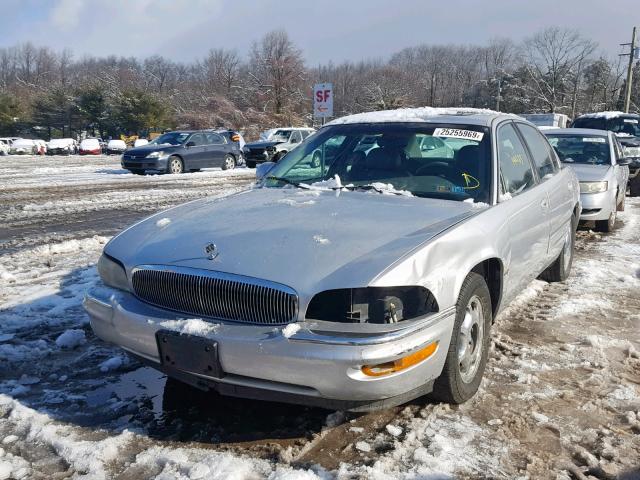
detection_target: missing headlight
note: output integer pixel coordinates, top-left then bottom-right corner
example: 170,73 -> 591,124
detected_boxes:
306,286 -> 438,324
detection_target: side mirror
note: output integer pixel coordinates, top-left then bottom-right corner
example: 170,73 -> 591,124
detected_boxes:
185,141 -> 196,148
617,157 -> 631,166
256,162 -> 276,180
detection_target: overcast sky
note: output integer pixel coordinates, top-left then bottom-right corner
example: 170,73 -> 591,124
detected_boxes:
1,0 -> 637,64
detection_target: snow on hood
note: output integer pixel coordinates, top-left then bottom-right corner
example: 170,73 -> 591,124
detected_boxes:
105,188 -> 479,296
327,107 -> 503,125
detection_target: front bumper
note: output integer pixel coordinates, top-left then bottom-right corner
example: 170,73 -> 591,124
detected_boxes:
121,156 -> 169,171
84,286 -> 454,410
579,190 -> 616,221
245,150 -> 274,164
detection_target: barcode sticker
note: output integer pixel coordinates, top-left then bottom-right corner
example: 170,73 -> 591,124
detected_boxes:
433,128 -> 484,141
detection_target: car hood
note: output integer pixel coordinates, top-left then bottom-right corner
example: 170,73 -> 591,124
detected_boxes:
244,140 -> 283,149
568,164 -> 611,182
106,188 -> 480,296
126,144 -> 178,155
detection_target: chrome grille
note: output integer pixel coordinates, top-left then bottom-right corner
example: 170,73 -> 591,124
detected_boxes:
131,266 -> 298,325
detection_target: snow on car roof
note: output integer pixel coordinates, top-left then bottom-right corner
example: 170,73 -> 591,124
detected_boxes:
577,111 -> 640,119
327,107 -> 509,126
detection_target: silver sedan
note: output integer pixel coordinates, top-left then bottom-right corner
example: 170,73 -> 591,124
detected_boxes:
545,128 -> 630,232
85,108 -> 580,411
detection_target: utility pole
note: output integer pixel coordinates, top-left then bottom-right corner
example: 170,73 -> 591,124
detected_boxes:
620,26 -> 637,113
496,77 -> 502,111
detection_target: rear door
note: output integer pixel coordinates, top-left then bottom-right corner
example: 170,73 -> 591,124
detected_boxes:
203,132 -> 228,167
515,122 -> 572,264
495,122 -> 548,302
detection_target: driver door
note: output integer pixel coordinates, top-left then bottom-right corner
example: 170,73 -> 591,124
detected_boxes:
185,133 -> 207,169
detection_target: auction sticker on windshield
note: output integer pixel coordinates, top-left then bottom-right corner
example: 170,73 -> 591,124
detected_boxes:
583,137 -> 606,143
433,128 -> 484,141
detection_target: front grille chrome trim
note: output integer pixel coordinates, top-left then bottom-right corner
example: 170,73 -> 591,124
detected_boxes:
131,265 -> 299,325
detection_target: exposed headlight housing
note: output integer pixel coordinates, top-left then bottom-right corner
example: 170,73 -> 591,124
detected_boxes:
306,286 -> 438,324
146,151 -> 162,158
97,254 -> 129,291
580,181 -> 608,194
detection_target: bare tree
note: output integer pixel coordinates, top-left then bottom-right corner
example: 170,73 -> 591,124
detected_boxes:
521,27 -> 596,113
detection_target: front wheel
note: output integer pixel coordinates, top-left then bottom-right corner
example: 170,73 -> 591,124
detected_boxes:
167,156 -> 184,174
221,154 -> 235,170
432,272 -> 492,404
595,209 -> 616,233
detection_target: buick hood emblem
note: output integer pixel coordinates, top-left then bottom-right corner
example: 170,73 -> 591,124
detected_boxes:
204,243 -> 219,260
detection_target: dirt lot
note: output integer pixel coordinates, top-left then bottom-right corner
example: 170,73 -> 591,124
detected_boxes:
0,155 -> 638,479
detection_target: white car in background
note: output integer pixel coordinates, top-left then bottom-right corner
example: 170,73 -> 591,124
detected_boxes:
106,139 -> 127,155
47,138 -> 78,155
0,140 -> 8,156
134,138 -> 149,148
34,139 -> 47,155
79,138 -> 102,155
10,139 -> 38,155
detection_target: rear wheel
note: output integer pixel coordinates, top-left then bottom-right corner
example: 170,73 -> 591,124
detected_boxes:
167,156 -> 184,174
630,180 -> 640,197
540,214 -> 576,282
432,272 -> 492,404
221,154 -> 235,170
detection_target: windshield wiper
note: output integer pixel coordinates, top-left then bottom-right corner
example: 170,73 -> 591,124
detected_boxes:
265,176 -> 311,189
344,184 -> 407,196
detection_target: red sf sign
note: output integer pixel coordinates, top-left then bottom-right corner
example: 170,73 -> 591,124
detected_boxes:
313,83 -> 333,118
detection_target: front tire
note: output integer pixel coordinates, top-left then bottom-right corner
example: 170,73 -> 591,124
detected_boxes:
221,154 -> 235,170
432,272 -> 492,404
595,209 -> 616,233
167,155 -> 184,174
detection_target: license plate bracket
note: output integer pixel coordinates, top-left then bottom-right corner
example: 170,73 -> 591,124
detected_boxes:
155,330 -> 223,378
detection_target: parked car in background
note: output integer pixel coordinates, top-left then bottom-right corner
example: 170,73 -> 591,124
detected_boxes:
243,127 -> 315,168
121,130 -> 241,174
545,128 -> 629,232
85,108 -> 579,411
79,138 -> 102,155
133,138 -> 149,148
571,112 -> 640,196
0,137 -> 16,149
521,113 -> 570,129
0,140 -> 8,155
106,139 -> 127,155
214,129 -> 246,166
9,139 -> 38,155
47,138 -> 78,155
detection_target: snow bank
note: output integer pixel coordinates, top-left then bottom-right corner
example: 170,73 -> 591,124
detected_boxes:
55,329 -> 86,349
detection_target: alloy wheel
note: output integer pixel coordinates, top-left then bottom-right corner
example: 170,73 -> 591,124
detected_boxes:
458,295 -> 485,383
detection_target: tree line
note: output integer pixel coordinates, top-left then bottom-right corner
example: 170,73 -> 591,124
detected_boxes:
0,27 -> 638,141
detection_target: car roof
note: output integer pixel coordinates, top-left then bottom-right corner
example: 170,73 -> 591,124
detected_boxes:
327,107 -> 518,127
545,128 -> 610,137
575,111 -> 640,120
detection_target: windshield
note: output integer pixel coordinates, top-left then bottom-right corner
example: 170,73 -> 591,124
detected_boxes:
272,130 -> 292,142
153,132 -> 190,146
263,123 -> 492,202
546,135 -> 610,165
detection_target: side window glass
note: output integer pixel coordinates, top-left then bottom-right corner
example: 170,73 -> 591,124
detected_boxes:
301,130 -> 312,139
205,133 -> 224,145
498,123 -> 537,196
189,134 -> 204,146
517,123 -> 558,178
290,131 -> 302,144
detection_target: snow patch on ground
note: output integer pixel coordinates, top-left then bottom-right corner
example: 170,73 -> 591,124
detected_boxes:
55,329 -> 86,349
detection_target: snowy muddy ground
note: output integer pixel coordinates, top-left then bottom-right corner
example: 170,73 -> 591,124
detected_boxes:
0,155 -> 639,479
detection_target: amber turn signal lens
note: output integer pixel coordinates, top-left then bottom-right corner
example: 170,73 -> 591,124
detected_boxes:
361,341 -> 438,377
231,134 -> 240,142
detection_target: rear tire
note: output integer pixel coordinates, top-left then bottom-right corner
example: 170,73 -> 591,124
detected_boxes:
540,214 -> 576,282
167,155 -> 184,174
630,180 -> 640,197
221,154 -> 235,170
431,272 -> 492,404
